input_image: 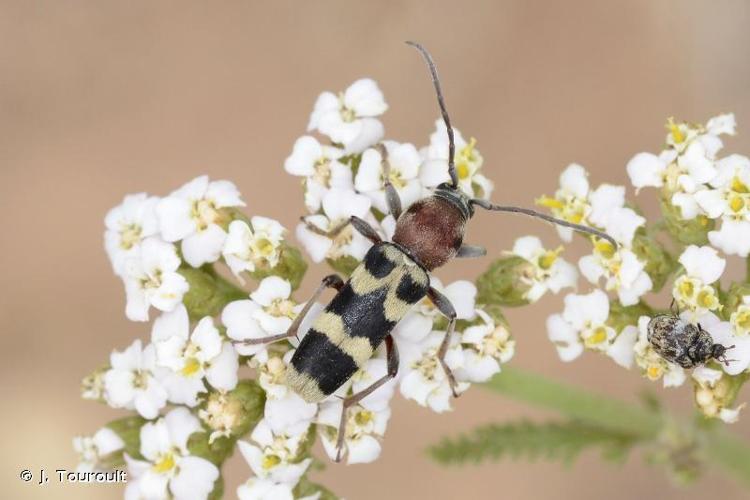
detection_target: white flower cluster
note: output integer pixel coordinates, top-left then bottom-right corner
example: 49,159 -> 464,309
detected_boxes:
627,114 -> 747,255
287,79 -> 494,264
82,175 -> 308,499
542,115 -> 750,424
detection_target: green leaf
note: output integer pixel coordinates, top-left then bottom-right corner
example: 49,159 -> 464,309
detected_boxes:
248,243 -> 308,290
208,474 -> 224,500
179,266 -> 246,320
293,476 -> 339,500
631,231 -> 675,292
659,196 -> 714,245
105,415 -> 146,461
429,420 -> 638,466
326,255 -> 360,277
476,256 -> 533,307
607,300 -> 653,332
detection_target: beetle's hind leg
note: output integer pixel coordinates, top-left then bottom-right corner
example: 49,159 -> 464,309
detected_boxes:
428,287 -> 461,397
334,335 -> 399,463
301,215 -> 382,244
232,274 -> 344,346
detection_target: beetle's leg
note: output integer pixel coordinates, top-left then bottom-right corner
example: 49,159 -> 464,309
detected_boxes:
456,244 -> 486,258
301,215 -> 382,244
375,143 -> 402,219
428,287 -> 461,397
232,274 -> 343,346
334,335 -> 399,462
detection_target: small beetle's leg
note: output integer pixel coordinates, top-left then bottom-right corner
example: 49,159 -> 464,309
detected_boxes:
334,335 -> 399,462
301,215 -> 382,244
456,244 -> 486,258
232,274 -> 343,346
375,143 -> 402,219
428,287 -> 460,398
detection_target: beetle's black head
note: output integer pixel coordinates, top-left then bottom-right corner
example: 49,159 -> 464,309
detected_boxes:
712,344 -> 735,366
433,182 -> 474,221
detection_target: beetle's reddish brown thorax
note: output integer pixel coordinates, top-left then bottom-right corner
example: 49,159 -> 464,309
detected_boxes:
392,196 -> 466,270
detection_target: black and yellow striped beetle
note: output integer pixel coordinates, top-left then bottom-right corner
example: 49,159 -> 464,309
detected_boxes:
236,41 -> 617,461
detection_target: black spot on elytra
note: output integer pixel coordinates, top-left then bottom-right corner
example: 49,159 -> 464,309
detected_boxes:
364,244 -> 396,278
396,272 -> 427,304
327,284 -> 394,349
291,329 -> 358,395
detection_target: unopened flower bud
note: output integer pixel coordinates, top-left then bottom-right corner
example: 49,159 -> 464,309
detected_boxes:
476,256 -> 535,307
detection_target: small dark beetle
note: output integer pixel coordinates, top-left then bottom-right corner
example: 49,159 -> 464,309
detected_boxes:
236,41 -> 617,461
647,305 -> 734,369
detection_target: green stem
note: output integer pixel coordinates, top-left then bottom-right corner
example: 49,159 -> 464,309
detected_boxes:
746,255 -> 750,283
485,367 -> 662,437
484,366 -> 750,485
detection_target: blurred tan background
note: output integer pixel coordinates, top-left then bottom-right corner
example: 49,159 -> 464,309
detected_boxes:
2,1 -> 750,498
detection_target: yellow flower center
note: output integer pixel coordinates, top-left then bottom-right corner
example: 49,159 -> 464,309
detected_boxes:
153,453 -> 176,474
646,365 -> 663,380
537,247 -> 562,271
132,370 -> 149,390
254,238 -> 275,258
697,288 -> 718,309
262,454 -> 282,470
585,326 -> 609,347
312,158 -> 332,186
732,176 -> 749,194
678,278 -> 695,299
388,169 -> 407,189
338,93 -> 356,123
666,117 -> 686,144
181,357 -> 202,377
354,409 -> 374,427
594,240 -> 617,260
733,306 -> 750,335
267,298 -> 296,318
536,196 -> 564,210
729,195 -> 745,213
192,199 -> 220,231
119,224 -> 142,250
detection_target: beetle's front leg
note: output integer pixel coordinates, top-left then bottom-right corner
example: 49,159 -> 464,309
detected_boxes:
232,274 -> 343,346
334,335 -> 399,463
428,286 -> 461,397
375,143 -> 403,219
301,215 -> 382,244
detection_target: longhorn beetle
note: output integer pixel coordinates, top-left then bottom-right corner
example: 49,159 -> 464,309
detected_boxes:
236,41 -> 617,462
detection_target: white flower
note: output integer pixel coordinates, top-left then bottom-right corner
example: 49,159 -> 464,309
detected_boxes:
151,305 -> 238,407
693,363 -> 746,423
546,289 -> 615,362
578,241 -> 652,306
730,297 -> 750,337
104,339 -> 168,419
318,399 -> 391,464
283,135 -> 351,212
73,427 -> 124,472
420,119 -> 493,199
536,163 -> 592,242
296,188 -> 374,263
104,193 -> 159,276
125,407 -> 219,500
355,141 -> 423,213
633,316 -> 686,387
606,325 -> 638,369
587,184 -> 646,246
307,78 -> 387,154
627,115 -> 736,219
156,175 -> 245,267
672,245 -> 725,316
455,309 -> 515,382
693,154 -> 750,256
237,419 -> 311,487
696,312 -> 750,376
510,236 -> 577,302
122,237 -> 189,322
399,330 -> 468,412
237,478 -> 296,500
223,217 -> 286,282
256,352 -> 318,436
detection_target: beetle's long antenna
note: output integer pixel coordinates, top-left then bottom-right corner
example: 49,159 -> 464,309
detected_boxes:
470,198 -> 619,248
406,41 -> 458,189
